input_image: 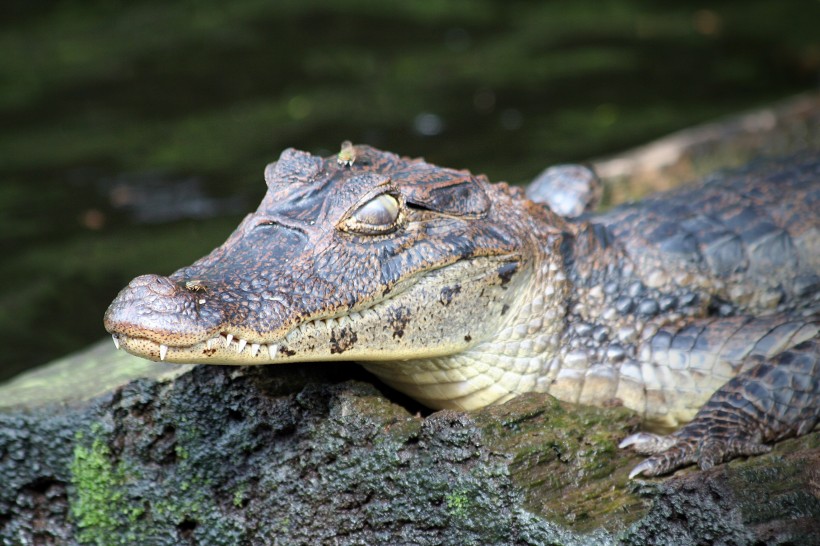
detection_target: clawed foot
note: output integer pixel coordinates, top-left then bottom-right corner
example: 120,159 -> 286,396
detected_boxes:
619,429 -> 772,478
620,340 -> 819,478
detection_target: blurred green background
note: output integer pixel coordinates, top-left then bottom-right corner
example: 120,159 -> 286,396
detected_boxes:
1,0 -> 818,382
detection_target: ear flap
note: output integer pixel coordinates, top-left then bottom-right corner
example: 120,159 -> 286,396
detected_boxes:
394,163 -> 490,217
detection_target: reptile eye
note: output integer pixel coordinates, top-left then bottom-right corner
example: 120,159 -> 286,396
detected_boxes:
354,194 -> 399,225
341,193 -> 403,235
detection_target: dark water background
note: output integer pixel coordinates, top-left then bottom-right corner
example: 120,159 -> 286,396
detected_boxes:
1,0 -> 818,382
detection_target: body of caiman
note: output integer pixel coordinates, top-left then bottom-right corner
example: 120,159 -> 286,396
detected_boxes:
105,144 -> 820,477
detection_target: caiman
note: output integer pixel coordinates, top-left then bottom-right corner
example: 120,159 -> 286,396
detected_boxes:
104,143 -> 820,478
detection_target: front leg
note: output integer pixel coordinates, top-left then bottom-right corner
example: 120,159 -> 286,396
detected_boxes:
621,339 -> 820,478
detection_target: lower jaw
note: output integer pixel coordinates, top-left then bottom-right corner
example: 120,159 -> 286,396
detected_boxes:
111,332 -> 280,363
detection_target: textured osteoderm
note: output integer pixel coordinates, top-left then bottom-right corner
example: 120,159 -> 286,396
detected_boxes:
106,145 -> 820,477
105,144 -> 569,406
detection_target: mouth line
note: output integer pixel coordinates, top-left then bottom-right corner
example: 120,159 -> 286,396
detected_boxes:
111,305 -> 385,361
112,331 -> 279,361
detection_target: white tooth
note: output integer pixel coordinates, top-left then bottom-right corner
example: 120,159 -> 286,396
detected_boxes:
160,344 -> 168,361
206,338 -> 214,350
267,344 -> 279,357
224,334 -> 234,348
112,335 -> 120,350
326,318 -> 336,329
236,339 -> 247,353
250,343 -> 260,357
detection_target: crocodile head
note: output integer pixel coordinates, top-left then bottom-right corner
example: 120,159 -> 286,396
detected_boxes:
105,144 -> 570,409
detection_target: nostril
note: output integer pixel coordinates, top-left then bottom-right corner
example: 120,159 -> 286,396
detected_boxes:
129,274 -> 177,296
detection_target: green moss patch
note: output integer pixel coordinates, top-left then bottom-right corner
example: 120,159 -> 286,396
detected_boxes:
69,425 -> 134,545
474,392 -> 648,532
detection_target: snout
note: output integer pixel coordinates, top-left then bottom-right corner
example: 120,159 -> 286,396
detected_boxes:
104,273 -> 223,346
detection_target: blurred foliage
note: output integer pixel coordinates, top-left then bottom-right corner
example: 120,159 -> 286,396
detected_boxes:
0,0 -> 818,380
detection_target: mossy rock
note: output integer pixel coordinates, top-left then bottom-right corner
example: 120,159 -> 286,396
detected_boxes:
1,340 -> 818,545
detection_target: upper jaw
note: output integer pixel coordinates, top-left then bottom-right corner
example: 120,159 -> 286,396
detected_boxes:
104,270 -> 420,363
104,289 -> 288,362
107,255 -> 522,366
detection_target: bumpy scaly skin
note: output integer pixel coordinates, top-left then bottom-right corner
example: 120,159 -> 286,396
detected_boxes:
105,146 -> 820,478
525,164 -> 602,218
622,340 -> 820,477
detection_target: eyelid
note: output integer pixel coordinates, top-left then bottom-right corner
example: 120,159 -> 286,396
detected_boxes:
359,193 -> 399,219
338,188 -> 406,235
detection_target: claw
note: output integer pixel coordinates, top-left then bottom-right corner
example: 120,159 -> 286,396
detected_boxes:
619,431 -> 655,448
619,432 -> 677,454
621,430 -> 701,478
628,459 -> 659,479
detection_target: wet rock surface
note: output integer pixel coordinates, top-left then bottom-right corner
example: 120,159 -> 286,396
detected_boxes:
1,342 -> 818,545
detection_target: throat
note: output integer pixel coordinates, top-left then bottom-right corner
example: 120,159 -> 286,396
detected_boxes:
362,256 -> 569,411
362,345 -> 557,411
